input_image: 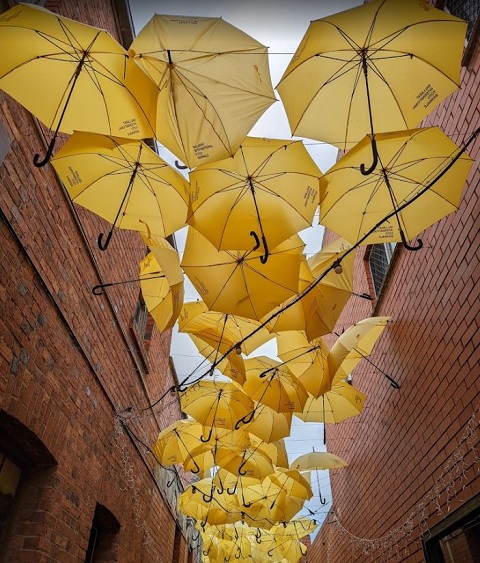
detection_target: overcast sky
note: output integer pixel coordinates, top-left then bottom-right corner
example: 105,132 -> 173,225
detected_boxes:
128,0 -> 362,527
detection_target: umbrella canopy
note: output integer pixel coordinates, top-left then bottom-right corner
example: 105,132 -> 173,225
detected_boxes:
51,132 -> 189,249
0,3 -> 157,166
319,127 -> 474,249
329,316 -> 390,384
276,0 -> 467,155
276,331 -> 331,398
188,334 -> 247,386
188,137 -> 322,257
178,300 -> 274,356
139,248 -> 184,333
178,479 -> 239,526
129,14 -> 276,169
242,403 -> 293,444
296,381 -> 367,424
181,228 -> 304,321
180,380 -> 254,435
290,451 -> 348,471
243,357 -> 309,414
211,447 -> 276,481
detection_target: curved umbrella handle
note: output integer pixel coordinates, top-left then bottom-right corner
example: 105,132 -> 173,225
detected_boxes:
200,426 -> 213,443
175,160 -> 189,170
189,457 -> 201,474
202,492 -> 214,503
400,229 -> 423,251
250,230 -> 261,251
259,234 -> 269,264
360,137 -> 379,176
227,484 -> 237,495
33,136 -> 57,168
238,461 -> 247,476
97,229 -> 114,252
235,410 -> 255,430
319,489 -> 327,505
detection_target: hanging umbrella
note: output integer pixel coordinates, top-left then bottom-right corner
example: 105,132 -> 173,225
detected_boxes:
269,517 -> 319,539
243,357 -> 309,414
188,334 -> 247,387
129,14 -> 276,169
211,446 -> 276,481
152,419 -> 249,474
296,381 -> 367,424
249,435 -> 289,470
180,380 -> 254,441
139,249 -> 184,334
276,0 -> 467,171
51,131 -> 189,249
329,316 -> 390,384
319,127 -> 474,249
178,300 -> 274,356
0,3 -> 157,166
276,331 -> 331,398
290,451 -> 348,471
188,137 -> 322,259
242,403 -> 293,444
178,479 -> 239,526
181,228 -> 304,321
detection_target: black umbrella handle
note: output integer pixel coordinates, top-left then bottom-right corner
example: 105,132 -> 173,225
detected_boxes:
33,136 -> 57,168
400,229 -> 423,251
360,137 -> 379,175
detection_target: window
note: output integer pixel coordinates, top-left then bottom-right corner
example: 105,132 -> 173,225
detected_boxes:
367,243 -> 396,298
0,454 -> 21,552
445,0 -> 480,41
134,296 -> 149,338
423,493 -> 480,562
85,504 -> 120,563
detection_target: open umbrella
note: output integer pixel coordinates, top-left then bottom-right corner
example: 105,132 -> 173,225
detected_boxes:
51,131 -> 189,250
178,300 -> 274,356
319,127 -> 474,249
129,14 -> 276,169
178,479 -> 239,526
188,137 -> 322,259
290,451 -> 348,471
243,357 -> 309,414
139,249 -> 184,334
180,380 -> 254,441
276,0 -> 467,172
276,331 -> 331,398
329,316 -> 391,385
181,228 -> 304,321
0,3 -> 157,166
241,403 -> 293,444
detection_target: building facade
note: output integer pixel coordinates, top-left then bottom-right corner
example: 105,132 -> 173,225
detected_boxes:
0,1 -> 194,561
308,3 -> 480,562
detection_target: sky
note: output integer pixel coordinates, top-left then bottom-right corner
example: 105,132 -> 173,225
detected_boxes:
129,0 -> 362,530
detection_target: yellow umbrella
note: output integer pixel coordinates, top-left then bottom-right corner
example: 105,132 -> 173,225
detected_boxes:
264,469 -> 313,503
51,132 -> 189,250
269,517 -> 319,539
0,3 -> 157,166
188,334 -> 247,387
180,381 -> 254,440
290,451 -> 348,471
296,381 -> 367,424
139,250 -> 184,333
181,228 -> 304,321
329,316 -> 390,385
178,479 -> 239,526
129,14 -> 276,169
179,300 -> 274,356
319,128 -> 474,249
242,403 -> 293,444
188,137 -> 322,257
152,419 -> 247,473
243,357 -> 309,414
276,0 -> 467,158
249,435 -> 289,470
212,447 -> 275,481
276,331 -> 331,398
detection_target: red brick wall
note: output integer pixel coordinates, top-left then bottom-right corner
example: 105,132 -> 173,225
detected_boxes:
0,1 -> 186,561
309,17 -> 480,563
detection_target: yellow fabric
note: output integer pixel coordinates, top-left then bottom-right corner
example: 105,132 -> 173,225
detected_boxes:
289,451 -> 348,471
180,380 -> 254,431
276,0 -> 467,149
181,228 -> 304,321
276,331 -> 331,398
329,316 -> 390,384
269,517 -> 319,539
188,137 -> 322,250
178,479 -> 239,525
139,251 -> 183,333
179,300 -> 274,356
296,382 -> 367,424
51,132 -> 189,239
0,4 -> 156,138
243,357 -> 309,414
188,334 -> 247,386
213,447 -> 275,480
129,14 -> 276,168
242,403 -> 293,444
319,127 -> 474,245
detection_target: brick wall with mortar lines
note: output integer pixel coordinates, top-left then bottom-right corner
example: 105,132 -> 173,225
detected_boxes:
308,28 -> 480,563
0,0 -> 187,561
